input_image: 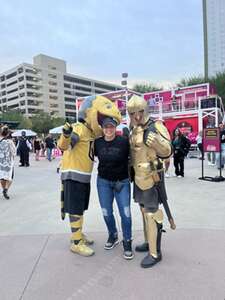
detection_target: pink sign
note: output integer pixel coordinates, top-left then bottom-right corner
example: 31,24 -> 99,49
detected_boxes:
203,128 -> 220,152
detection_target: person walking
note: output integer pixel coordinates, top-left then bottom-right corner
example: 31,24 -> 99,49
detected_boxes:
196,131 -> 203,160
94,117 -> 133,260
216,122 -> 225,169
172,128 -> 190,177
17,131 -> 31,167
45,134 -> 55,161
0,125 -> 16,199
33,136 -> 41,161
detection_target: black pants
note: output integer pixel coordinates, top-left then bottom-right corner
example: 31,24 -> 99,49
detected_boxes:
174,154 -> 184,176
20,150 -> 29,166
198,143 -> 203,158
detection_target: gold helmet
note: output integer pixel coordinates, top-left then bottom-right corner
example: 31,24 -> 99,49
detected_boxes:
127,95 -> 149,125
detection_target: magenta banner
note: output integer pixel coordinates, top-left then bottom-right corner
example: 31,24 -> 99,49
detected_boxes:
203,128 -> 220,152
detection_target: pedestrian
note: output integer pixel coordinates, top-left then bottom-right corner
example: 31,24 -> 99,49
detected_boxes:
172,128 -> 191,177
216,122 -> 225,169
196,131 -> 203,159
17,131 -> 31,167
94,117 -> 133,260
45,134 -> 55,161
127,95 -> 172,268
0,125 -> 16,199
33,136 -> 41,161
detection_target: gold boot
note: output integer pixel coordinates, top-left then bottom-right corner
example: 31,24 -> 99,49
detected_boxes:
69,214 -> 95,256
70,240 -> 95,256
141,209 -> 163,268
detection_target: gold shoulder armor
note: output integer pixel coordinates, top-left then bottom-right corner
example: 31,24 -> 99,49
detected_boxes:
155,121 -> 171,141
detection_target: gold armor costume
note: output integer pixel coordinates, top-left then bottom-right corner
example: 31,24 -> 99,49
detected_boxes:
58,95 -> 121,257
127,95 -> 172,268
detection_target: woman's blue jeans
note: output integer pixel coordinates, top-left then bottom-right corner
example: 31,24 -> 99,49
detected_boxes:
97,176 -> 132,241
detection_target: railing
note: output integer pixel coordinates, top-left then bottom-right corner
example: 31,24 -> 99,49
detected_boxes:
149,99 -> 199,115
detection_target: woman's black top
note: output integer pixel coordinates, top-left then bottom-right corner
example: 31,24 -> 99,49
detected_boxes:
94,135 -> 129,181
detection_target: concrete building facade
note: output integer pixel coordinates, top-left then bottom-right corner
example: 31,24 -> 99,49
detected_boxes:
0,54 -> 122,120
203,0 -> 225,78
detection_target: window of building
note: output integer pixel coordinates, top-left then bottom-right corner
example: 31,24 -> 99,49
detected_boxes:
64,83 -> 71,88
7,80 -> 17,87
48,65 -> 57,70
94,82 -> 117,90
18,76 -> 24,82
18,67 -> 23,73
65,97 -> 75,103
49,95 -> 58,100
49,81 -> 57,86
0,75 -> 5,82
64,75 -> 92,86
19,84 -> 25,90
20,100 -> 25,106
8,95 -> 19,101
49,103 -> 58,108
65,111 -> 76,117
48,73 -> 57,79
49,88 -> 58,93
28,108 -> 43,114
7,88 -> 18,94
64,90 -> 74,95
8,103 -> 19,109
1,84 -> 6,89
6,71 -> 17,80
65,104 -> 75,110
2,98 -> 6,103
19,93 -> 25,98
74,86 -> 92,92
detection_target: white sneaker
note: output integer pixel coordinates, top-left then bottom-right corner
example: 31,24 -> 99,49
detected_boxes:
165,172 -> 170,178
177,175 -> 182,178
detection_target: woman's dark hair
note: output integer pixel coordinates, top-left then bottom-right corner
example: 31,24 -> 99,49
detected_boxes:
1,125 -> 9,137
173,128 -> 182,137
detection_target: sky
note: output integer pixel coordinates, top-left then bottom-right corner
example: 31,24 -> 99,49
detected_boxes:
0,0 -> 204,88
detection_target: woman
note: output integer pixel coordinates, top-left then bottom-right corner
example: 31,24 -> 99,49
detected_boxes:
94,117 -> 133,260
0,125 -> 16,199
172,128 -> 190,177
33,136 -> 41,161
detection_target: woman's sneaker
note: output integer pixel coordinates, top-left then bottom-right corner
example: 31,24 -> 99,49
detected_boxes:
104,234 -> 119,250
123,240 -> 134,260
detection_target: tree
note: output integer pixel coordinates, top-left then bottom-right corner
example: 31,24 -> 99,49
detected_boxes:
51,117 -> 66,128
132,83 -> 162,93
0,110 -> 30,128
31,112 -> 53,134
177,75 -> 206,87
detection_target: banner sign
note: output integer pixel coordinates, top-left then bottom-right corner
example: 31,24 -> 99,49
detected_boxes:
203,128 -> 220,152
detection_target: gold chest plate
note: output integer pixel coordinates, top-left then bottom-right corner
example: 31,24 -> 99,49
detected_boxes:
130,126 -> 158,190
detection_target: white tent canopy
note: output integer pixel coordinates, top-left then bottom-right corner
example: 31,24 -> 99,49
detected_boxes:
12,129 -> 37,137
49,125 -> 63,134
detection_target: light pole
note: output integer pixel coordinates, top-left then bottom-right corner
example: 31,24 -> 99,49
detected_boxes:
121,73 -> 129,124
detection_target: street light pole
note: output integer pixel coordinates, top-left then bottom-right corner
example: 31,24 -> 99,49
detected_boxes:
121,73 -> 128,124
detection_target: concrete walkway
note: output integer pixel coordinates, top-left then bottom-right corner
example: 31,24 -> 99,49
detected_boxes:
0,155 -> 225,300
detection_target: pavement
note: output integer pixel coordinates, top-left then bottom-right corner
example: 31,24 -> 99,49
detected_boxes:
0,155 -> 225,300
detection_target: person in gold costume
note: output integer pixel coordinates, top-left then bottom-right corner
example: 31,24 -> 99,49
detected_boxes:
127,95 -> 172,268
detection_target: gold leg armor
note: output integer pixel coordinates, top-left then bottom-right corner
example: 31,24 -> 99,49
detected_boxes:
145,209 -> 163,258
69,214 -> 94,256
142,210 -> 148,243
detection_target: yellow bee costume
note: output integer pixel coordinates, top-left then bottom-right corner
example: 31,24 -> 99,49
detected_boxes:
127,95 -> 172,268
58,95 -> 121,256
